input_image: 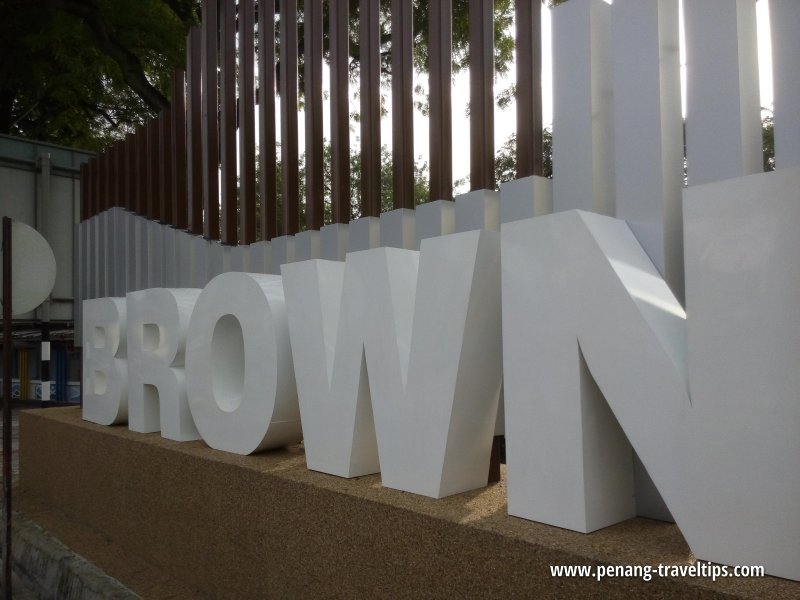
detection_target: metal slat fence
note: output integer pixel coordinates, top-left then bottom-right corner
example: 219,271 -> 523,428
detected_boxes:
80,0 -> 544,242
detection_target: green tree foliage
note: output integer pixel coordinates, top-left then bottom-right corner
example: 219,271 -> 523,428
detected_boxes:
0,0 -> 197,150
762,114 -> 775,172
266,142 -> 429,234
0,0 -> 515,150
308,0 -> 513,80
493,128 -> 553,186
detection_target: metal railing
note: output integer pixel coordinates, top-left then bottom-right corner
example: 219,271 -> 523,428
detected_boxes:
80,0 -> 544,243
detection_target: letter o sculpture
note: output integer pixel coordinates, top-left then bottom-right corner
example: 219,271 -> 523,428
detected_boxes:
185,272 -> 302,454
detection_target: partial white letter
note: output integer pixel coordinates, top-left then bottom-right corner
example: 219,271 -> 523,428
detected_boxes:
282,260 -> 379,477
82,298 -> 128,425
503,210 -> 690,533
127,288 -> 201,441
684,168 -> 800,581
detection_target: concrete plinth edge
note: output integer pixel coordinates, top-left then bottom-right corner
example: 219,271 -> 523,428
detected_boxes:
4,511 -> 139,600
16,408 -> 799,599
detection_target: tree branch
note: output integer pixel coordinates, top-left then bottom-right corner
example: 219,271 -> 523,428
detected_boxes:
46,0 -> 170,112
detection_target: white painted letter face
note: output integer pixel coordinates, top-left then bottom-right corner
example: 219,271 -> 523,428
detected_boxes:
126,288 -> 201,441
282,258 -> 380,478
284,230 -> 503,498
503,210 -> 690,533
683,167 -> 800,581
82,297 -> 128,425
503,165 -> 800,580
184,272 -> 302,455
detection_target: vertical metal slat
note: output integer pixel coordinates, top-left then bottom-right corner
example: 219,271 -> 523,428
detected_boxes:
160,110 -> 173,224
280,0 -> 300,235
360,0 -> 381,217
186,27 -> 204,234
220,0 -> 238,244
391,0 -> 414,209
239,0 -> 257,244
330,0 -> 351,223
429,0 -> 453,201
172,69 -> 189,230
202,0 -> 220,240
304,0 -> 325,230
258,0 -> 278,240
515,0 -> 543,178
469,0 -> 495,191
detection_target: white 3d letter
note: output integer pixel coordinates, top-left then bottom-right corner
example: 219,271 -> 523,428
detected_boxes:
282,260 -> 379,477
185,272 -> 302,454
504,196 -> 800,581
367,230 -> 502,498
82,298 -> 128,425
683,168 -> 800,581
126,288 -> 201,441
284,230 -> 502,497
502,211 -> 690,533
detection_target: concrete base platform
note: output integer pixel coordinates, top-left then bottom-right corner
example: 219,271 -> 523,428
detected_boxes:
17,408 -> 798,599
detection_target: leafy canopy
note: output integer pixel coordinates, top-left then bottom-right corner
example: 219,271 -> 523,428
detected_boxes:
0,0 -> 197,150
0,0 -> 517,151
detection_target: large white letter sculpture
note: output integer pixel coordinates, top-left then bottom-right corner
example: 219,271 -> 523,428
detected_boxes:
284,230 -> 502,498
503,210 -> 689,533
282,259 -> 379,478
504,166 -> 800,580
184,272 -> 302,454
683,167 -> 800,581
83,297 -> 128,425
127,288 -> 201,441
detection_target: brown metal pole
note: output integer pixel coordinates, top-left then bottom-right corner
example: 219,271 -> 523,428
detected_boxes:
80,163 -> 89,221
186,27 -> 204,234
124,134 -> 134,211
360,0 -> 381,217
109,144 -> 118,208
105,148 -> 113,209
93,154 -> 101,216
239,0 -> 257,244
469,0 -> 495,191
131,132 -> 138,214
515,0 -> 543,178
172,69 -> 188,230
97,151 -> 105,212
220,0 -> 238,244
118,141 -> 125,207
280,0 -> 300,235
330,0 -> 351,223
100,151 -> 109,212
148,119 -> 160,221
145,121 -> 153,218
202,0 -> 220,240
114,141 -> 123,207
258,0 -> 277,240
429,0 -> 453,201
160,110 -> 173,224
304,0 -> 324,231
135,125 -> 147,216
87,159 -> 95,218
392,0 -> 414,209
3,216 -> 13,599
